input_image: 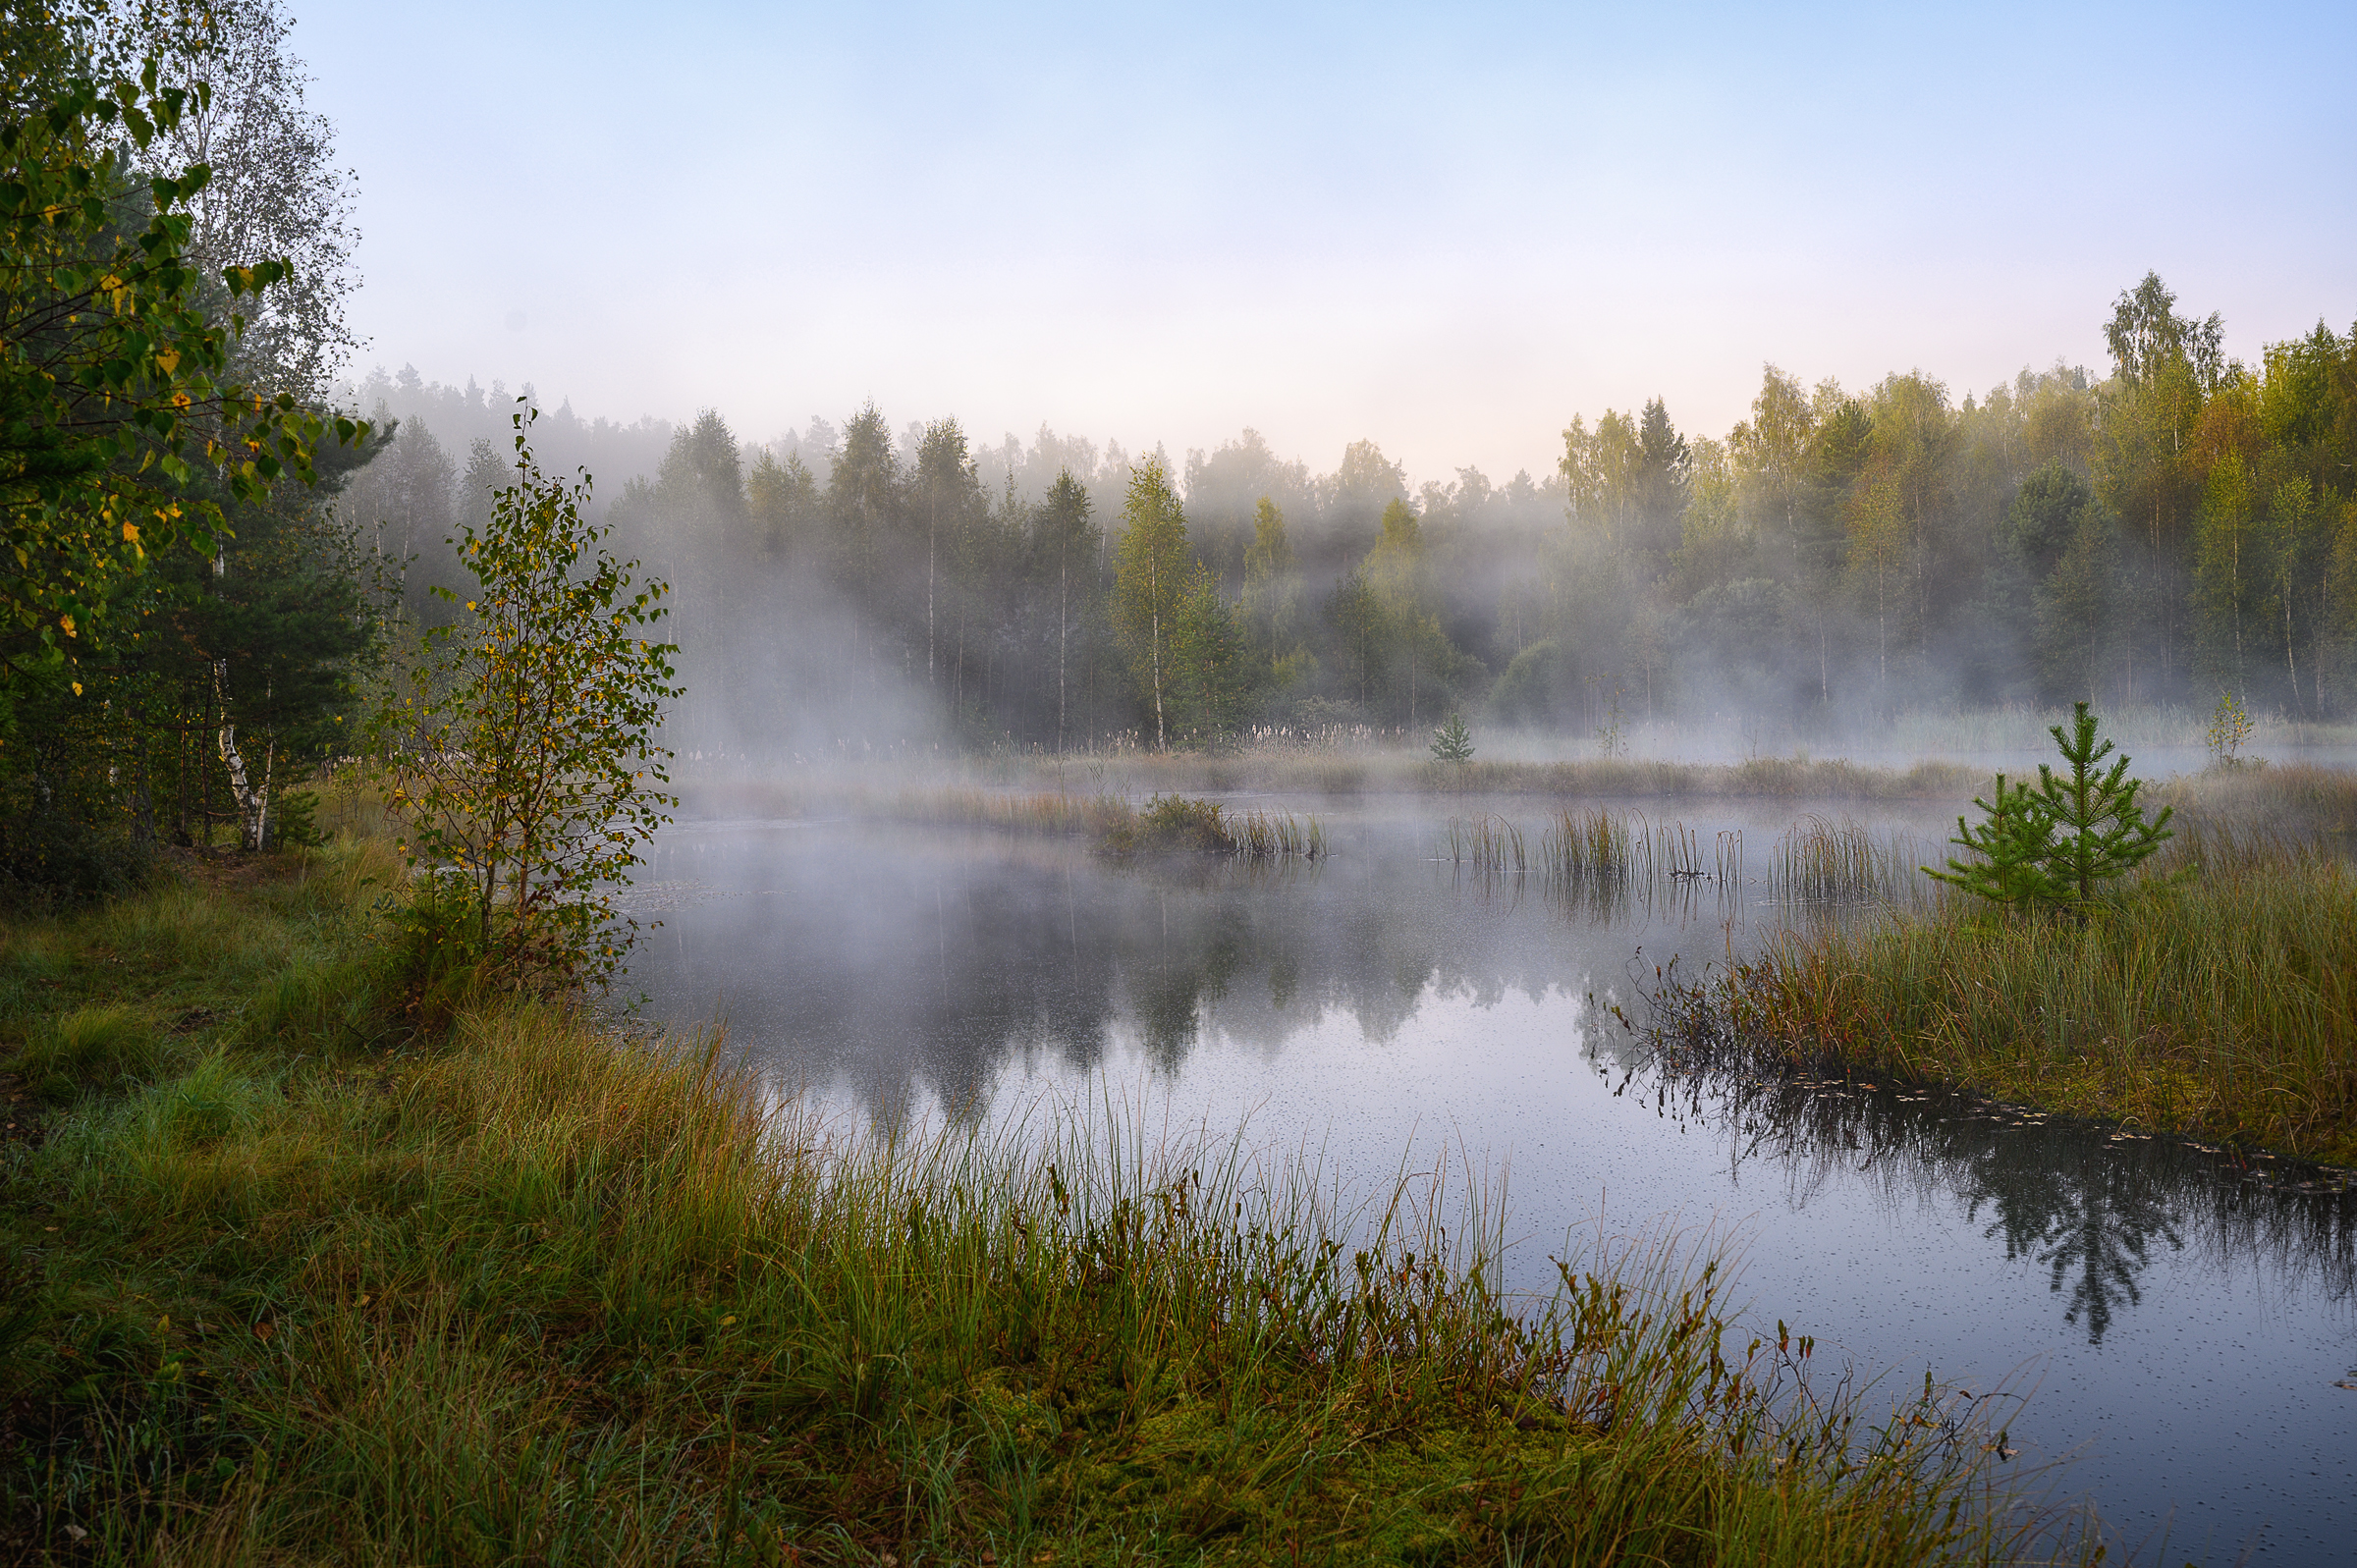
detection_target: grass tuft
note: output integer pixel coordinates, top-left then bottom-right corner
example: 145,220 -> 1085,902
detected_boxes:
13,1004 -> 158,1095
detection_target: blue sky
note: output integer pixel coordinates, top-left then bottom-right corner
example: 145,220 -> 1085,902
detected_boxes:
299,0 -> 2356,483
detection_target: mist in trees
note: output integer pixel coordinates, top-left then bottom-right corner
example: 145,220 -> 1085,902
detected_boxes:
11,0 -> 2354,902
437,269 -> 2348,767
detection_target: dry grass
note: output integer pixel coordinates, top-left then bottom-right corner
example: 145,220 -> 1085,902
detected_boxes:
683,752 -> 1989,819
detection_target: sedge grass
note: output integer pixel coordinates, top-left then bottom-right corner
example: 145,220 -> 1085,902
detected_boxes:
0,843 -> 2082,1565
1769,816 -> 1927,902
1230,807 -> 1326,861
1540,809 -> 1746,888
1678,844 -> 2357,1165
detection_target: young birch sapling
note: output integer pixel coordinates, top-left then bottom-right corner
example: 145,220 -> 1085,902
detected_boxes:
378,406 -> 681,992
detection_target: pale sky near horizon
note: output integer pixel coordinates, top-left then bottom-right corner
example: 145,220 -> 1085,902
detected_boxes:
298,0 -> 2354,488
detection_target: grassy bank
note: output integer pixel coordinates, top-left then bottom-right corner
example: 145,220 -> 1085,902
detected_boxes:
1666,838 -> 2357,1166
0,850 -> 2067,1564
684,755 -> 1987,829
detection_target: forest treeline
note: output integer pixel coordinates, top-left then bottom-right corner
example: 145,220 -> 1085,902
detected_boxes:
354,278 -> 2357,759
8,0 -> 2356,900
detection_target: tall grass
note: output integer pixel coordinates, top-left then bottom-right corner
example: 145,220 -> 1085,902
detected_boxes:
687,754 -> 1990,819
1545,806 -> 1635,880
877,784 -> 1138,839
1231,806 -> 1327,860
0,844 -> 2081,1565
1674,845 -> 2357,1165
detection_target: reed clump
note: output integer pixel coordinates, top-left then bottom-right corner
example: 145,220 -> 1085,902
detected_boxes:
1444,814 -> 1526,874
1541,809 -> 1744,887
1231,805 -> 1327,860
1690,842 -> 2357,1164
1544,805 -> 1634,880
1771,816 -> 1924,901
0,843 -> 2068,1565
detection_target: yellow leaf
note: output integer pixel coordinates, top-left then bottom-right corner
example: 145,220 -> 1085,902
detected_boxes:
122,521 -> 140,545
59,615 -> 76,637
71,681 -> 82,696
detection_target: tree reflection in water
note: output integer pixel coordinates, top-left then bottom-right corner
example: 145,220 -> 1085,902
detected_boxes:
1963,1134 -> 2182,1342
1667,1051 -> 2352,1345
635,821 -> 2355,1344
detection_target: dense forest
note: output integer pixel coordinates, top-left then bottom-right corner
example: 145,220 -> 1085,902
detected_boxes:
351,287 -> 2357,761
6,0 -> 2355,899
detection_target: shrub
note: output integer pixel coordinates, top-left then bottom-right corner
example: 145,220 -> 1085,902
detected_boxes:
1129,794 -> 1235,853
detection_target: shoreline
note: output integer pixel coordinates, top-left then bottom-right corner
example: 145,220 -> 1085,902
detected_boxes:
0,844 -> 2064,1564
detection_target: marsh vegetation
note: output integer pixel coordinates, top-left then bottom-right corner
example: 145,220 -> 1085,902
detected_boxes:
1643,750 -> 2357,1165
1,846 -> 2077,1566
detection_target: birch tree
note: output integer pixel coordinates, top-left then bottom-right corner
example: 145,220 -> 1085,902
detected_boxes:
1111,457 -> 1188,750
380,407 -> 680,991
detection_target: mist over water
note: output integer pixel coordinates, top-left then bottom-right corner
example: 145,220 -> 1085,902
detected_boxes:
630,801 -> 2355,1565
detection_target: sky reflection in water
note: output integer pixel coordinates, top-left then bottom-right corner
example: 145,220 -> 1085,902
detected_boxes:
630,808 -> 2355,1565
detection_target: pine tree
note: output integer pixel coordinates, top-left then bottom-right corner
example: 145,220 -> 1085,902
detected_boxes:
1927,703 -> 2171,911
1926,773 -> 2060,906
2031,701 -> 2173,906
1429,711 -> 1474,765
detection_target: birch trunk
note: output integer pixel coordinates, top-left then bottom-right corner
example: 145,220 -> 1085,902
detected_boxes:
213,660 -> 271,849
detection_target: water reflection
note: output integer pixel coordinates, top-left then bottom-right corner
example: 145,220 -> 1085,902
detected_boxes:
633,813 -> 2355,1558
634,817 -> 2355,1348
635,823 -> 1603,1112
1681,1066 -> 2353,1345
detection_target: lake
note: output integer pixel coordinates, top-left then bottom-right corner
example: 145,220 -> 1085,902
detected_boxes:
630,800 -> 2355,1565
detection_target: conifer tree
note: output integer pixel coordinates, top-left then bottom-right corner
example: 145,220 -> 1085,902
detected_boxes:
2030,701 -> 2172,906
1927,703 -> 2170,911
1429,710 -> 1474,765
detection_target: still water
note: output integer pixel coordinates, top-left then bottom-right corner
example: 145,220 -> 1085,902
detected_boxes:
630,803 -> 2355,1565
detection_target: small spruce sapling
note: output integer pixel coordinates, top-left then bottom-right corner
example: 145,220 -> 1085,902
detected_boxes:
1430,710 -> 1474,765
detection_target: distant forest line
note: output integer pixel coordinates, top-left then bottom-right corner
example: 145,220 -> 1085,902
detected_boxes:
346,274 -> 2357,756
